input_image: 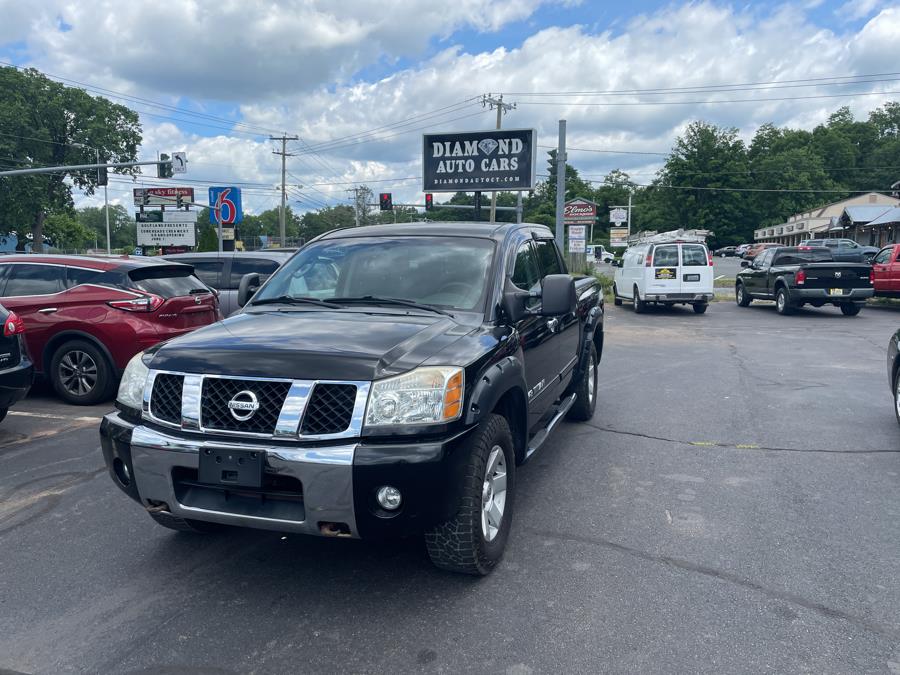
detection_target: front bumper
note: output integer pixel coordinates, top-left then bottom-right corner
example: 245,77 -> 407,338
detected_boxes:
791,287 -> 874,302
100,411 -> 473,539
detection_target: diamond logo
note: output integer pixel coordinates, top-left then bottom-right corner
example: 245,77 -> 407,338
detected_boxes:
478,138 -> 498,155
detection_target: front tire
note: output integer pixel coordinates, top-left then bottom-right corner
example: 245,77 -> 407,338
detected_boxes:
50,339 -> 115,405
735,283 -> 751,307
613,284 -> 622,306
567,343 -> 598,421
425,414 -> 515,575
840,303 -> 861,316
633,286 -> 646,313
894,370 -> 900,427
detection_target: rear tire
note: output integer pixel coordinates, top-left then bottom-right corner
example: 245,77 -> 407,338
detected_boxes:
567,343 -> 598,422
633,286 -> 646,313
735,283 -> 751,307
49,340 -> 115,405
775,288 -> 795,315
840,303 -> 861,316
613,284 -> 622,306
425,414 -> 515,575
692,302 -> 708,314
148,511 -> 227,533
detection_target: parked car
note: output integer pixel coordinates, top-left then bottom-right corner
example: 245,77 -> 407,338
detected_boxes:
870,244 -> 900,298
714,246 -> 737,257
735,246 -> 873,315
100,222 -> 603,575
0,255 -> 219,404
798,238 -> 879,264
612,238 -> 714,313
0,302 -> 33,422
889,328 -> 899,426
735,244 -> 752,257
743,242 -> 780,259
162,251 -> 294,316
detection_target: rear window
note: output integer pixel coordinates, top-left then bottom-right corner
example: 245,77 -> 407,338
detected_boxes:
128,266 -> 209,298
681,245 -> 707,266
773,250 -> 833,265
652,245 -> 678,267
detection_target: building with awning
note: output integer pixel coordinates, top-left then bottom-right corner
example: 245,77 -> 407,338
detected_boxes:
754,192 -> 900,245
858,206 -> 900,247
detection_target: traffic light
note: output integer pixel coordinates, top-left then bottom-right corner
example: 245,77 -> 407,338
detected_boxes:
157,153 -> 174,178
379,193 -> 393,211
97,165 -> 108,186
425,193 -> 433,211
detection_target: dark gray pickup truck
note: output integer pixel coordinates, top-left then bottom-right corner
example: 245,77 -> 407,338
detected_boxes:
101,222 -> 603,575
736,246 -> 873,315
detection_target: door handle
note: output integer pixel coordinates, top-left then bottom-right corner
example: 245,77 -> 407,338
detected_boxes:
38,307 -> 58,314
546,318 -> 559,333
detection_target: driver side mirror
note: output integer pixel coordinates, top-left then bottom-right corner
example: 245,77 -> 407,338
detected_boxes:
237,272 -> 261,307
740,260 -> 749,268
540,274 -> 576,316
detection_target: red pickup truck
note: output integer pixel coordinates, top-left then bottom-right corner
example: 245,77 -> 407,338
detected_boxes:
872,244 -> 900,298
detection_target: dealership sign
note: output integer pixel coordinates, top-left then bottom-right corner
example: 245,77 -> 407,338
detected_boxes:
564,199 -> 597,224
422,128 -> 536,192
133,187 -> 194,206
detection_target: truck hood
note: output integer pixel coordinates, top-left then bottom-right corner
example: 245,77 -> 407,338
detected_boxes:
147,309 -> 475,381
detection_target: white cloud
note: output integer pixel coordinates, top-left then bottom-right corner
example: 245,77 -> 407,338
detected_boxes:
836,0 -> 885,21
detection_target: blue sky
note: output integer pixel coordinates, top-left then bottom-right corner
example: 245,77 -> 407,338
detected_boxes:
0,0 -> 897,213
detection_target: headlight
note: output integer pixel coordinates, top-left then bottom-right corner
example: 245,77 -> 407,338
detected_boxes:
117,352 -> 150,410
364,366 -> 463,427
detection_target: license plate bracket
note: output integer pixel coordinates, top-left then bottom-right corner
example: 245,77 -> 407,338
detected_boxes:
198,448 -> 264,488
683,273 -> 700,282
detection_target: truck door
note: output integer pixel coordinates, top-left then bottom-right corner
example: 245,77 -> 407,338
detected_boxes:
509,240 -> 561,427
534,238 -> 579,390
872,247 -> 893,293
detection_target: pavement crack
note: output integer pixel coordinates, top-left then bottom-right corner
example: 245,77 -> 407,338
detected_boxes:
525,526 -> 900,641
581,421 -> 900,454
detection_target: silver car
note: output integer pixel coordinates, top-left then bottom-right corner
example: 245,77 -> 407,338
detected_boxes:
163,251 -> 295,316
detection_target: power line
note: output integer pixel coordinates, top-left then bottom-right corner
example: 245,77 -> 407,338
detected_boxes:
539,145 -> 669,156
516,90 -> 900,107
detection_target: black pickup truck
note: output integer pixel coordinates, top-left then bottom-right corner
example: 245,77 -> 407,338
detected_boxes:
100,222 -> 603,575
735,246 -> 873,315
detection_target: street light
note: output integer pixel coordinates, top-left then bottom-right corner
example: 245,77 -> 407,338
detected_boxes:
72,143 -> 111,254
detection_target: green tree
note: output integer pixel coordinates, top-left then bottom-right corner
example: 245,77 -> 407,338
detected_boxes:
0,67 -> 142,251
44,212 -> 94,250
75,204 -> 135,249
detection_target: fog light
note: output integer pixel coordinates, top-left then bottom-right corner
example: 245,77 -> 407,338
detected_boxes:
376,485 -> 402,510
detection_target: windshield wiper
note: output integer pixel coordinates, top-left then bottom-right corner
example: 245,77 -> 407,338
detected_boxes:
328,296 -> 451,316
249,295 -> 342,309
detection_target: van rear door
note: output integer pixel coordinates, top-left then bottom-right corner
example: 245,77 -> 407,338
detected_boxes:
680,244 -> 712,295
648,244 -> 681,297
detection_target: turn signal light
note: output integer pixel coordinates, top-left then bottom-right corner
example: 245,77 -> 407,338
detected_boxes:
869,269 -> 875,285
796,269 -> 806,285
442,371 -> 463,420
108,294 -> 164,313
3,311 -> 25,337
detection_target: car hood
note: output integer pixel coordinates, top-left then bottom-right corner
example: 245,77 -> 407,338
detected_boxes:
147,309 -> 476,381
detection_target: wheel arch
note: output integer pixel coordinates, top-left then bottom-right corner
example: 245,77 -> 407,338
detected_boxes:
43,330 -> 115,376
463,355 -> 529,464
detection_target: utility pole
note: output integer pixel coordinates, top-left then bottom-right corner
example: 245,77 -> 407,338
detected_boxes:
270,134 -> 299,246
555,120 -> 567,253
482,94 -> 516,223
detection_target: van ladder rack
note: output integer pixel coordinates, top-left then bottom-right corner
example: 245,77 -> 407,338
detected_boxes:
627,229 -> 713,245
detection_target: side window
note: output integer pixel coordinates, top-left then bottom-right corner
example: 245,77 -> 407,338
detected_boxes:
653,245 -> 679,267
533,240 -> 563,276
511,242 -> 541,309
873,248 -> 892,265
3,264 -> 65,296
842,240 -> 858,248
823,240 -> 838,248
757,250 -> 774,268
229,258 -> 280,289
681,245 -> 707,266
66,267 -> 102,288
188,261 -> 224,289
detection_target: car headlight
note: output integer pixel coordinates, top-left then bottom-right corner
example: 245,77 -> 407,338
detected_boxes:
364,366 -> 463,427
117,352 -> 150,411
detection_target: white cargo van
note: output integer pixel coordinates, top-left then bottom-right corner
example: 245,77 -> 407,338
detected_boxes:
612,233 -> 714,314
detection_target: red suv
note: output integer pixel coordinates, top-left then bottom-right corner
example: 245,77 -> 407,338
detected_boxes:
0,255 -> 220,404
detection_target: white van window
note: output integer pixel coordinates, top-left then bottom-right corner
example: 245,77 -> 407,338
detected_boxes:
653,245 -> 678,267
682,245 -> 707,266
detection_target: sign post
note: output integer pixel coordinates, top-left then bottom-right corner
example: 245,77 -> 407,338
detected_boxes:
563,198 -> 596,269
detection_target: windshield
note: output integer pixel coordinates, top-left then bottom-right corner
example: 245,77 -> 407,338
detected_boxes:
254,236 -> 495,312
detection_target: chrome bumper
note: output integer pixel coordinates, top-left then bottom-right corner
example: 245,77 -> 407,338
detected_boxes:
130,424 -> 359,537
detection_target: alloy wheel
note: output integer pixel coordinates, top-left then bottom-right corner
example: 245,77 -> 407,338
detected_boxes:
58,350 -> 98,397
587,352 -> 596,406
481,445 -> 507,542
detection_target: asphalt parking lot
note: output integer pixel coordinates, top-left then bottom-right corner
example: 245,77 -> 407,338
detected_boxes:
1,301 -> 898,674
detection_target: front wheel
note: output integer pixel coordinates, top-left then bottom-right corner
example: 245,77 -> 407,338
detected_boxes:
633,286 -> 646,313
735,283 -> 751,307
425,414 -> 515,575
840,303 -> 861,316
613,284 -> 622,306
567,343 -> 598,421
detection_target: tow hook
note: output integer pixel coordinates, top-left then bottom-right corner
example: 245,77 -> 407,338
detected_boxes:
319,522 -> 352,538
145,500 -> 170,514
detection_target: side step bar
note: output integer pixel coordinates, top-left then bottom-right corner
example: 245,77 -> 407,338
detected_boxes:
524,393 -> 576,462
